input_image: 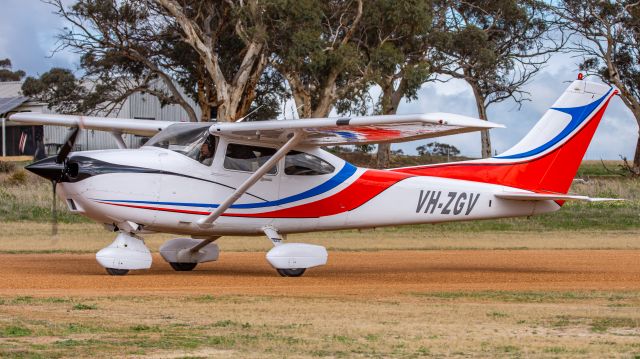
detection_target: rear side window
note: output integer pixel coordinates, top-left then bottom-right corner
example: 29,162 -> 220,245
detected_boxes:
224,143 -> 277,174
285,151 -> 335,176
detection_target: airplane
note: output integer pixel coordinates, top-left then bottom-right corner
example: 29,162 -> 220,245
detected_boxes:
9,78 -> 618,277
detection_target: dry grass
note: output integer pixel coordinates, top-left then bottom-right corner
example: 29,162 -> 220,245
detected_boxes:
1,292 -> 640,358
1,222 -> 640,253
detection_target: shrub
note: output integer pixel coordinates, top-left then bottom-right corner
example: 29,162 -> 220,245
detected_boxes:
6,170 -> 27,186
0,161 -> 15,173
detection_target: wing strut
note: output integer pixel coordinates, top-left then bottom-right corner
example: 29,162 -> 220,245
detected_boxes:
110,132 -> 127,149
196,130 -> 305,228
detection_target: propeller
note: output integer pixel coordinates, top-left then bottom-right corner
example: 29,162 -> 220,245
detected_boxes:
51,127 -> 80,236
57,127 -> 80,164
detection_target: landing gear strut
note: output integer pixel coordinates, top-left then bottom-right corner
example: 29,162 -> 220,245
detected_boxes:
159,237 -> 220,271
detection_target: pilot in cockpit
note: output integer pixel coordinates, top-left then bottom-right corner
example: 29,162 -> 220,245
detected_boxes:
198,135 -> 216,166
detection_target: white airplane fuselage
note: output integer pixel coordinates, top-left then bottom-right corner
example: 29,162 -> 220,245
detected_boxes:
56,140 -> 558,237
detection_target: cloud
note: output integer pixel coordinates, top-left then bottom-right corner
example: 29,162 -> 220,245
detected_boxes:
0,0 -> 78,76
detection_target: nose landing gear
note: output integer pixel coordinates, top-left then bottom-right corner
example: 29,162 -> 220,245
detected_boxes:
96,232 -> 152,276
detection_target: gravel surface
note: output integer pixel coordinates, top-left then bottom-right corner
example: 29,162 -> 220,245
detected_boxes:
0,250 -> 639,297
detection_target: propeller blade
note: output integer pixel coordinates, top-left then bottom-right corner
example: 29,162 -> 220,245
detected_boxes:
51,180 -> 58,236
56,127 -> 80,164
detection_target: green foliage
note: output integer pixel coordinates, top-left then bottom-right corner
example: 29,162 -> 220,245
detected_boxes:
22,68 -> 87,115
433,0 -> 553,106
416,142 -> 461,157
0,58 -> 26,82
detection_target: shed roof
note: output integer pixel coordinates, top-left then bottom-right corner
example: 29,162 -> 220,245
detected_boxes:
0,96 -> 29,116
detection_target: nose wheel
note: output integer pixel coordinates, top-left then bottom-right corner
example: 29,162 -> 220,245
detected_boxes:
105,268 -> 130,276
276,268 -> 306,277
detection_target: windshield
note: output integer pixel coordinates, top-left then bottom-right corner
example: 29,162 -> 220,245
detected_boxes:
145,123 -> 215,161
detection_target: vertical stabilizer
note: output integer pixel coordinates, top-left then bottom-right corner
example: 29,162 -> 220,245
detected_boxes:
393,80 -> 617,194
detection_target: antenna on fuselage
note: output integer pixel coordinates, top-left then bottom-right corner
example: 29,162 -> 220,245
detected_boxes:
290,104 -> 304,120
236,104 -> 265,122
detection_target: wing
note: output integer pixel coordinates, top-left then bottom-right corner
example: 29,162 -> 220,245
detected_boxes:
495,192 -> 624,202
8,113 -> 176,137
209,113 -> 504,145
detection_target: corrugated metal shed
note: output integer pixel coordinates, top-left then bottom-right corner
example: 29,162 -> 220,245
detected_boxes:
0,80 -> 202,152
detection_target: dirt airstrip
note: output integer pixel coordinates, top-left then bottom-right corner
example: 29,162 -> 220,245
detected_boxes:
0,250 -> 639,297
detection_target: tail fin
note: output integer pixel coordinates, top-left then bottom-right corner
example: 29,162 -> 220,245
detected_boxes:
393,80 -> 617,194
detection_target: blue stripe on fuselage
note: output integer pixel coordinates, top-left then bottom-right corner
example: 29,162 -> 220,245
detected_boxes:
94,162 -> 357,209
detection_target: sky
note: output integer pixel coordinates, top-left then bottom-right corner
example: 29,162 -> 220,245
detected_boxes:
1,0 -> 637,160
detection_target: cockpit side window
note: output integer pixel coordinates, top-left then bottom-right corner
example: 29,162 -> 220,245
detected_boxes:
197,135 -> 217,166
144,124 -> 217,165
284,151 -> 335,176
224,143 -> 277,174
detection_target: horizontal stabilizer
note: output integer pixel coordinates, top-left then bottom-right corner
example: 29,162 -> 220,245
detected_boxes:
494,192 -> 624,202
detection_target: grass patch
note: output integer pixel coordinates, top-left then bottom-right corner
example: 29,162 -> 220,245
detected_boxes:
0,325 -> 33,337
591,317 -> 640,332
487,311 -> 509,318
71,303 -> 97,311
130,324 -> 160,332
543,346 -> 568,354
411,290 -> 636,303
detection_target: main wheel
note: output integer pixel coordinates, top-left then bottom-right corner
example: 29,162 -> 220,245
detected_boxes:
276,268 -> 306,277
105,268 -> 129,276
170,262 -> 198,271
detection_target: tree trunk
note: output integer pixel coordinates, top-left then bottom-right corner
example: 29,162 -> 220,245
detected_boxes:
375,78 -> 407,169
376,143 -> 391,168
468,80 -> 492,158
197,77 -> 211,122
633,130 -> 640,175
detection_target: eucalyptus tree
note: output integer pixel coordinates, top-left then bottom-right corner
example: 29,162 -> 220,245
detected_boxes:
27,0 -> 283,122
156,0 -> 276,121
555,0 -> 640,176
432,0 -> 560,158
355,0 -> 438,168
37,0 -> 200,120
0,59 -> 26,82
265,0 -> 366,118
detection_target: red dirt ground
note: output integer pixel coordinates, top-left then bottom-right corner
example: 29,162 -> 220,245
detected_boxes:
1,250 -> 640,297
